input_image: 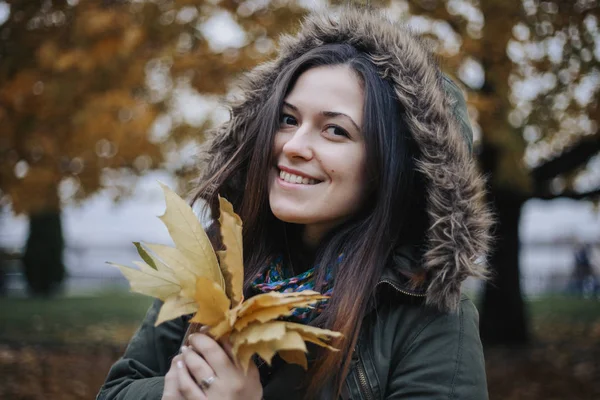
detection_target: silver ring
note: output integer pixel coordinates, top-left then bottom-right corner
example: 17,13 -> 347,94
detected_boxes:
199,375 -> 216,390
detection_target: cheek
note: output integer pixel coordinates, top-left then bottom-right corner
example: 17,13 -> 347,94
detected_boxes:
331,151 -> 367,198
272,133 -> 286,156
349,166 -> 368,203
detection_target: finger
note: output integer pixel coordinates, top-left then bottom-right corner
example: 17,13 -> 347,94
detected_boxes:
166,356 -> 179,381
199,325 -> 211,335
176,358 -> 207,400
181,345 -> 216,385
246,357 -> 260,377
243,356 -> 261,383
163,357 -> 183,400
188,334 -> 235,377
218,338 -> 235,362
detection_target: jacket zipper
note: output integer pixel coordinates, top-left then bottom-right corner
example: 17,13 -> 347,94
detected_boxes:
353,279 -> 426,399
354,346 -> 375,400
377,278 -> 427,297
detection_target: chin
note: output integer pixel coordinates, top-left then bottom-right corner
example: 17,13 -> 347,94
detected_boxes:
270,205 -> 312,225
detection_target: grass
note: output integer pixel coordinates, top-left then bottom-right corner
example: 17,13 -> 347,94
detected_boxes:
0,292 -> 598,345
527,294 -> 600,341
1,292 -> 599,400
0,289 -> 153,345
528,294 -> 600,324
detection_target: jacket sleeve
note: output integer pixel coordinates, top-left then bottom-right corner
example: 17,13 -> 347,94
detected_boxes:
97,299 -> 188,400
385,299 -> 488,400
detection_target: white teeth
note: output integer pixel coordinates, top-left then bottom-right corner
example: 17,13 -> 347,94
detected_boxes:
278,169 -> 318,185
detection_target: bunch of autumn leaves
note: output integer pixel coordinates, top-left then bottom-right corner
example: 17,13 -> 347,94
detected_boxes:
110,184 -> 342,373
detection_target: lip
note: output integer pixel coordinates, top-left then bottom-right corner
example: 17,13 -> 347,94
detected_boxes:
277,165 -> 322,181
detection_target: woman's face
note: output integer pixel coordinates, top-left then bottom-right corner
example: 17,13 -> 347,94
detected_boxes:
268,65 -> 367,246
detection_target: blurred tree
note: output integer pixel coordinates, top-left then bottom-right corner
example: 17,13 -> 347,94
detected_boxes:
0,207 -> 6,296
404,0 -> 600,344
0,0 -> 305,295
2,0 -> 598,341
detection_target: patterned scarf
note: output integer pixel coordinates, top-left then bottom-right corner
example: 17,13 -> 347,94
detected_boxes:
250,254 -> 342,323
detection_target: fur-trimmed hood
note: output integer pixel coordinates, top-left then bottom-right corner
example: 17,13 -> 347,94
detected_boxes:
197,8 -> 493,312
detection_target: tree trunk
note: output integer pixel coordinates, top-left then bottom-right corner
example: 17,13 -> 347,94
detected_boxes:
23,211 -> 65,296
0,207 -> 6,296
480,188 -> 529,345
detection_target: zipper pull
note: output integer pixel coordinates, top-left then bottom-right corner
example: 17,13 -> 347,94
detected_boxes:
351,345 -> 359,363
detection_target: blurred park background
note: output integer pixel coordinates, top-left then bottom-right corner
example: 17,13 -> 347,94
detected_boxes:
0,0 -> 599,399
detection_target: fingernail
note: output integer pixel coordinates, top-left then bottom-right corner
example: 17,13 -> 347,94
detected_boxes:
177,360 -> 184,369
181,345 -> 188,352
188,334 -> 195,341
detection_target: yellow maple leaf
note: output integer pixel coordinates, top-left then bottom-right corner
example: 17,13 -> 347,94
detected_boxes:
190,289 -> 340,373
217,196 -> 244,308
110,183 -> 342,371
108,260 -> 179,301
156,295 -> 198,326
233,291 -> 327,331
234,327 -> 308,372
191,276 -> 230,327
158,183 -> 225,289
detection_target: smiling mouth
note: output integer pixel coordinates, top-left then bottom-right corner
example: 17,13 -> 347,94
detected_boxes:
278,169 -> 320,185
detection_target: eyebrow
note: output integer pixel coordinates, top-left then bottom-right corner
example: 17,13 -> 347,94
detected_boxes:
283,101 -> 361,133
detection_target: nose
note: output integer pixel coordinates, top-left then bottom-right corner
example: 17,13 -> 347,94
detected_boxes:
281,125 -> 314,160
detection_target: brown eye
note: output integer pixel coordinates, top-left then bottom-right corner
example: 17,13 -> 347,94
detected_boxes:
325,125 -> 349,138
280,114 -> 298,126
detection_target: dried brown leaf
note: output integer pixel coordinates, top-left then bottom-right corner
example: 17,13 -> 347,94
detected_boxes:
232,321 -> 288,350
144,243 -> 197,298
278,350 -> 308,370
156,295 -> 197,326
190,277 -> 230,326
108,261 -> 179,301
233,305 -> 298,331
158,183 -> 224,288
285,323 -> 342,351
237,291 -> 326,318
234,330 -> 307,373
217,196 -> 244,307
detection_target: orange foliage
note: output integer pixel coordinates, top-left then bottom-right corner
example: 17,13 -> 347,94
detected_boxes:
0,1 -> 306,215
5,0 -> 594,215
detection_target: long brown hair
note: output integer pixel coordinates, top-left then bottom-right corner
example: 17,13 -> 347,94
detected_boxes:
191,43 -> 428,397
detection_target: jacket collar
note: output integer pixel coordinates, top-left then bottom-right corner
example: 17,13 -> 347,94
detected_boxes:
377,245 -> 427,298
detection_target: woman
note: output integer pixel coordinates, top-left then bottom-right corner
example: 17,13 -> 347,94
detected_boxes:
98,7 -> 492,400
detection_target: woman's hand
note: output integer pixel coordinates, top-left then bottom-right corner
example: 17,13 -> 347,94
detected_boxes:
165,333 -> 262,400
162,355 -> 185,400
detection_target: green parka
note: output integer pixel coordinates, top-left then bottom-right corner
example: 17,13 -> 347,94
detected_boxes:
98,8 -> 492,400
97,249 -> 487,399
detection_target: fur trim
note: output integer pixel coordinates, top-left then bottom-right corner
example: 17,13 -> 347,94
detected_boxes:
196,8 -> 493,312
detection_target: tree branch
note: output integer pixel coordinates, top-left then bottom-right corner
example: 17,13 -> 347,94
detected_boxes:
531,136 -> 600,186
533,187 -> 600,201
